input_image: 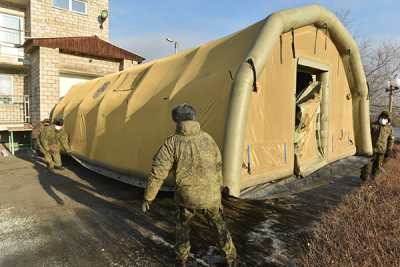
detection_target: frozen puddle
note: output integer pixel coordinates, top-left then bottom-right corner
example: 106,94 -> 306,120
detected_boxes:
247,218 -> 292,266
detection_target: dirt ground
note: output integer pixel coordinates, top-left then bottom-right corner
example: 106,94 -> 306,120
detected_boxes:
0,153 -> 368,267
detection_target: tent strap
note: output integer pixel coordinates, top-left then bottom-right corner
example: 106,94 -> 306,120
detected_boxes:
246,58 -> 258,92
291,28 -> 296,58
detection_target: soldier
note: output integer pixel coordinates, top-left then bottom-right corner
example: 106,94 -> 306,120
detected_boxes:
142,104 -> 237,267
39,117 -> 71,171
360,111 -> 395,181
32,118 -> 50,153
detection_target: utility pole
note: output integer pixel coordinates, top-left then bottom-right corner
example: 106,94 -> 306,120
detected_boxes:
386,85 -> 399,112
386,76 -> 400,113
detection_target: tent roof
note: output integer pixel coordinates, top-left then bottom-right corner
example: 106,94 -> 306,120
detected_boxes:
23,36 -> 145,63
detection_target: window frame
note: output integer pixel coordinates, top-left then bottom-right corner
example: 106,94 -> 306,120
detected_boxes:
0,74 -> 14,105
53,0 -> 87,15
71,0 -> 87,15
0,12 -> 24,59
53,0 -> 70,11
0,12 -> 24,44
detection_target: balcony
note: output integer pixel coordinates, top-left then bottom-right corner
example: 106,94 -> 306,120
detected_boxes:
0,95 -> 30,130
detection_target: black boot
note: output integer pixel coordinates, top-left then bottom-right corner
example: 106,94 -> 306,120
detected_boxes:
226,259 -> 238,267
216,259 -> 238,267
174,259 -> 187,267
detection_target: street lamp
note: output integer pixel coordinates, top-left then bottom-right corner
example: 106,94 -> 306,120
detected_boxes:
166,38 -> 178,54
98,9 -> 109,29
386,74 -> 400,113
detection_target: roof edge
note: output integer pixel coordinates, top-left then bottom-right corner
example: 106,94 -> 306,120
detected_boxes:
23,36 -> 145,63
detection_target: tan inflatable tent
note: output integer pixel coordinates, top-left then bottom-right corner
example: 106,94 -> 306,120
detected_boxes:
52,4 -> 372,197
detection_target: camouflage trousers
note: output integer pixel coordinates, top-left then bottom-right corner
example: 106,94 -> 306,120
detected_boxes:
41,148 -> 62,169
175,206 -> 237,263
361,153 -> 385,180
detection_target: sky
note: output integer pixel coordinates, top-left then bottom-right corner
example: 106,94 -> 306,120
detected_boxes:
109,0 -> 399,61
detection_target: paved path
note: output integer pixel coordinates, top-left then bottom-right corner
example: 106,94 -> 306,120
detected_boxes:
0,154 -> 367,267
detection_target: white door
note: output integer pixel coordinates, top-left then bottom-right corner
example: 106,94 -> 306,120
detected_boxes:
59,74 -> 93,98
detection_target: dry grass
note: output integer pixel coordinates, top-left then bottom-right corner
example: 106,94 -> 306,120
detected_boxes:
302,144 -> 400,267
391,113 -> 400,127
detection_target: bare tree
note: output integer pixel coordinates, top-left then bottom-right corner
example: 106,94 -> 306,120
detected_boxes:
361,41 -> 400,102
336,9 -> 400,108
335,8 -> 358,40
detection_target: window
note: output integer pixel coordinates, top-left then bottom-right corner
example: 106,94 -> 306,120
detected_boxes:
0,13 -> 23,57
53,0 -> 69,9
0,74 -> 13,104
72,0 -> 87,13
53,0 -> 87,14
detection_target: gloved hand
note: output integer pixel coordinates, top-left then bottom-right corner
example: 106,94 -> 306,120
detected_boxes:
142,200 -> 151,213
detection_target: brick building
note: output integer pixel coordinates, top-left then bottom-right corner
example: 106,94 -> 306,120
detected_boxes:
0,0 -> 144,153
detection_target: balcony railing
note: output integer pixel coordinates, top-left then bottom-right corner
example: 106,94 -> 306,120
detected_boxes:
0,95 -> 30,125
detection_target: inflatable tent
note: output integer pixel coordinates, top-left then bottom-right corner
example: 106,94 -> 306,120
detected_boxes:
52,4 -> 372,197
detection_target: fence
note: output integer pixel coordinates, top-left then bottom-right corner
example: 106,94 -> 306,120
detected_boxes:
0,95 -> 30,125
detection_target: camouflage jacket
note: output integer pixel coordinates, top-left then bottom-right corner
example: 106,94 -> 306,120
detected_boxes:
39,125 -> 71,153
144,121 -> 223,209
371,123 -> 394,154
32,122 -> 45,140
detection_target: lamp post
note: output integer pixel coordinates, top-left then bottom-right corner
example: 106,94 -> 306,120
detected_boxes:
166,38 -> 178,54
386,75 -> 400,113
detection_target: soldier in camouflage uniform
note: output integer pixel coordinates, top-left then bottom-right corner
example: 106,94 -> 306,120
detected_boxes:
360,111 -> 395,181
142,104 -> 237,267
39,117 -> 71,171
32,118 -> 50,153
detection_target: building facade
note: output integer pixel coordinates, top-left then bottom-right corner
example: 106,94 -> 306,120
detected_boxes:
0,0 -> 143,152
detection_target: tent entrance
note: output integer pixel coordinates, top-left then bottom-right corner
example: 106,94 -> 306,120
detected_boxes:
294,63 -> 329,177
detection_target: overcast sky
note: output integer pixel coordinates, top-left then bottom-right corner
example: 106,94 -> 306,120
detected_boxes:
109,0 -> 398,61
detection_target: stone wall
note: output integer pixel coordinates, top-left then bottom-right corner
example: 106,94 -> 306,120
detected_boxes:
28,47 -> 137,124
29,0 -> 109,40
120,59 -> 138,71
29,47 -> 59,123
12,74 -> 25,96
58,53 -> 120,77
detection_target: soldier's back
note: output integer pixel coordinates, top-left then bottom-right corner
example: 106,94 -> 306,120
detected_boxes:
42,126 -> 58,146
170,121 -> 222,209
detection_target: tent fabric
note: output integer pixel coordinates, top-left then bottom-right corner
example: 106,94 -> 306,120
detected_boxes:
52,20 -> 264,187
295,93 -> 322,172
52,5 -> 371,197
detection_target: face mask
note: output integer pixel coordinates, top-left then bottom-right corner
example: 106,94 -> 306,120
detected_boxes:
55,125 -> 63,131
379,118 -> 388,125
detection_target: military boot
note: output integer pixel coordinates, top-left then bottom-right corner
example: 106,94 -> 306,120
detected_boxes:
174,259 -> 187,267
360,168 -> 370,181
215,260 -> 238,267
226,260 -> 238,267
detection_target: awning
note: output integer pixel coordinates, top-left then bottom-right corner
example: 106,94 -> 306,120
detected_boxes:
23,36 -> 145,63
